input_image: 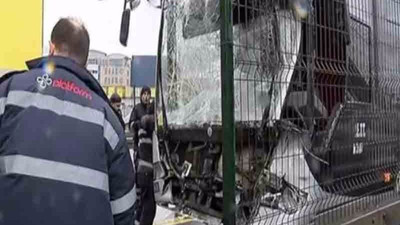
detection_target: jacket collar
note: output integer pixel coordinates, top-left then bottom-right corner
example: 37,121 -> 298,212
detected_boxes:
26,56 -> 109,102
26,56 -> 95,85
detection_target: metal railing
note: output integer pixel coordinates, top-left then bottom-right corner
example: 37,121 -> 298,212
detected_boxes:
155,0 -> 400,224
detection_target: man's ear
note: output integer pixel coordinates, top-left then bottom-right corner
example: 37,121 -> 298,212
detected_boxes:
49,42 -> 56,56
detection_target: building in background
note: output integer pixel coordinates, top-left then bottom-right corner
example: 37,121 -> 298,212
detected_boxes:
87,50 -> 106,81
86,53 -> 157,120
101,53 -> 133,98
87,64 -> 100,80
87,50 -> 133,99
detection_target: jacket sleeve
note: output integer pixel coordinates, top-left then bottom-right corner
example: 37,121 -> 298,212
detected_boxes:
0,70 -> 26,127
129,106 -> 141,148
0,74 -> 13,127
105,109 -> 136,225
129,106 -> 140,132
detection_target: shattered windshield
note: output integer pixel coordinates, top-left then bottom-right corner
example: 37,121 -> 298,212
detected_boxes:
161,0 -> 302,127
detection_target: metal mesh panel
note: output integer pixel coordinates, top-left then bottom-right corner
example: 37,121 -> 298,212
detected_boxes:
156,0 -> 400,224
231,0 -> 400,224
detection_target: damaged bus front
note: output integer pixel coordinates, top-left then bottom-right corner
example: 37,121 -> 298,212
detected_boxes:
122,0 -> 400,224
153,0 -> 310,221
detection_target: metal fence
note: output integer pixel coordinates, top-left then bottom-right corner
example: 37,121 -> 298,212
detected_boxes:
154,0 -> 400,224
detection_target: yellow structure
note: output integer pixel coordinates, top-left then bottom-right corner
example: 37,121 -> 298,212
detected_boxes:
0,0 -> 43,70
105,86 -> 134,99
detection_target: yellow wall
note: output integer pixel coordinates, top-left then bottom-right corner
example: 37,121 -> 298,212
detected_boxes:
0,0 -> 42,70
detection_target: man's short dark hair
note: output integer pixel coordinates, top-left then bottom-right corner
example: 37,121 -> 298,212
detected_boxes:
51,18 -> 90,66
110,93 -> 122,103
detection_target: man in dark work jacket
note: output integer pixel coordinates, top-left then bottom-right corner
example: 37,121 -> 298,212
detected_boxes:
129,86 -> 156,225
0,18 -> 135,225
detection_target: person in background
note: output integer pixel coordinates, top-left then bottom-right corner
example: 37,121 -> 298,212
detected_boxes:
129,86 -> 156,225
110,92 -> 123,115
0,17 -> 135,225
110,92 -> 125,129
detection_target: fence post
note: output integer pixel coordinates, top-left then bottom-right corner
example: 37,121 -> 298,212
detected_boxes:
220,0 -> 236,224
372,0 -> 380,107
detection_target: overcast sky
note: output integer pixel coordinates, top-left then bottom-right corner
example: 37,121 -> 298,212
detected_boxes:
43,0 -> 161,56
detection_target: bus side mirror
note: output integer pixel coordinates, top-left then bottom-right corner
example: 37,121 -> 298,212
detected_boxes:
120,8 -> 131,46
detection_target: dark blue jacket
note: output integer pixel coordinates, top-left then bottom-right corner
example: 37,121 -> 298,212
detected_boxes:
0,56 -> 136,225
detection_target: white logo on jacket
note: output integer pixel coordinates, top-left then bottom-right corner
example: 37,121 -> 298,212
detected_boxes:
37,74 -> 53,89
